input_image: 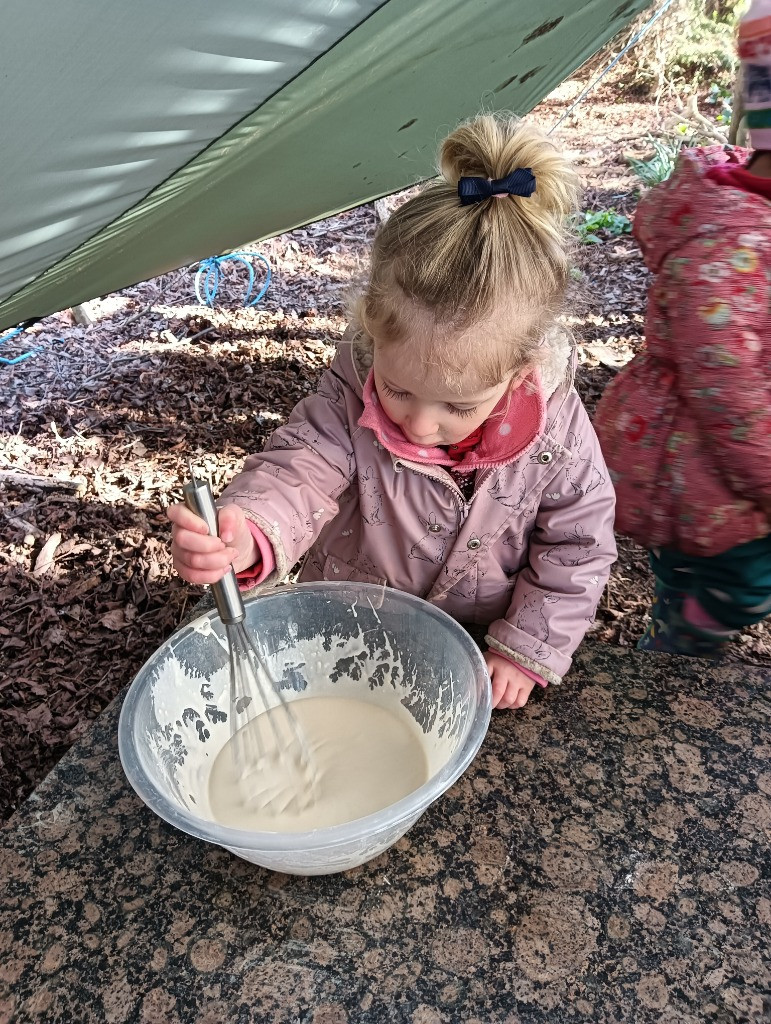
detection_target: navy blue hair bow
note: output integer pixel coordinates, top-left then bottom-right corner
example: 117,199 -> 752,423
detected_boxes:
458,168 -> 536,205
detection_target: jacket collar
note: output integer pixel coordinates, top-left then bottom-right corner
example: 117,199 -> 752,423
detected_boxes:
358,369 -> 546,472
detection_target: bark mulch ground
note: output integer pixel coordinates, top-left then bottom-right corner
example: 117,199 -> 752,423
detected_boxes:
2,71 -> 768,821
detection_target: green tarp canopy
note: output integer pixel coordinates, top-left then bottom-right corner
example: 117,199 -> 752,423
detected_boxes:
0,0 -> 652,334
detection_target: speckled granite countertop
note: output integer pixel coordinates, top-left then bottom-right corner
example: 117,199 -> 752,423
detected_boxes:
2,642 -> 771,1024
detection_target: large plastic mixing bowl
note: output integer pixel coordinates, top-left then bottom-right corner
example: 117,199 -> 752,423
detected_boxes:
118,582 -> 491,875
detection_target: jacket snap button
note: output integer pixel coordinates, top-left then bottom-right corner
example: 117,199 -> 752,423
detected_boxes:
428,523 -> 442,534
538,451 -> 553,464
467,538 -> 481,550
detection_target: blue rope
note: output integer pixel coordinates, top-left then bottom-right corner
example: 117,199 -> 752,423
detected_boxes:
0,326 -> 39,365
194,252 -> 271,308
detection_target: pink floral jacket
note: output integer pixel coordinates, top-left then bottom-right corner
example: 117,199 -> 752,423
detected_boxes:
220,333 -> 616,685
595,146 -> 771,556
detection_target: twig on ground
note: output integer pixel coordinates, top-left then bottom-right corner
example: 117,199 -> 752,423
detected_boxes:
0,470 -> 86,493
122,305 -> 152,327
66,355 -> 142,401
4,515 -> 44,538
187,326 -> 217,343
665,95 -> 729,145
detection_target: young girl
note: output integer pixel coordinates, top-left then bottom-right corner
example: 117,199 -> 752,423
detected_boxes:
595,1 -> 771,655
169,113 -> 617,709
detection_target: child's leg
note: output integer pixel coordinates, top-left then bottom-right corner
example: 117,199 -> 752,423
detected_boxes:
637,555 -> 705,654
639,537 -> 771,655
683,534 -> 771,631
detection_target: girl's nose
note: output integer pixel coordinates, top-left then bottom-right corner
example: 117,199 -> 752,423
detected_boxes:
407,406 -> 438,439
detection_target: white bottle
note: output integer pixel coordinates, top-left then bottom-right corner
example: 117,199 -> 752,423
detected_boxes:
739,0 -> 771,149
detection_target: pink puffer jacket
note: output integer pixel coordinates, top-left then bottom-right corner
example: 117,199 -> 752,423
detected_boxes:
220,334 -> 616,685
595,146 -> 771,556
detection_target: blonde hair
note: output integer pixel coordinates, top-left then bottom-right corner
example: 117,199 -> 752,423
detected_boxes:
356,113 -> 580,388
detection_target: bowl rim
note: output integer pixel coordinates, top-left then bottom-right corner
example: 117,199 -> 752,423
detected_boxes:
118,581 -> 492,851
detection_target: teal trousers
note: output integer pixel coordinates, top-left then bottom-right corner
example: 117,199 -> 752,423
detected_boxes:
650,534 -> 771,630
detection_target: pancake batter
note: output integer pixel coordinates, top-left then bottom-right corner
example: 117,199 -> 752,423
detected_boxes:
208,695 -> 429,831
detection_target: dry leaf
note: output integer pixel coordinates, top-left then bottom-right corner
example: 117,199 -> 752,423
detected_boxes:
33,532 -> 62,576
100,609 -> 129,630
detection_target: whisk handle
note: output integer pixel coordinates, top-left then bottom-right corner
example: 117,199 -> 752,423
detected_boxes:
182,475 -> 246,625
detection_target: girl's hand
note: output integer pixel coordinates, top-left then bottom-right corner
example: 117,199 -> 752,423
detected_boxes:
484,652 -> 537,710
166,502 -> 258,584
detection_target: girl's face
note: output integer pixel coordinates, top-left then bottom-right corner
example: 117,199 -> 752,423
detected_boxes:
373,342 -> 514,447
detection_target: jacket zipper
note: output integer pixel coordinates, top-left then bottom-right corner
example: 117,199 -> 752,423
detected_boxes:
395,460 -> 467,523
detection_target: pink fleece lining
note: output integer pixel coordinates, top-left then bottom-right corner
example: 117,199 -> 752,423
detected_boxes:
357,370 -> 546,471
235,521 -> 276,589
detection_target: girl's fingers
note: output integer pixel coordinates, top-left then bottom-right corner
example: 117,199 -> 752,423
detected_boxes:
168,500 -> 246,585
167,500 -> 247,547
171,526 -> 231,555
498,695 -> 522,710
172,547 -> 239,572
174,563 -> 236,586
506,682 -> 535,709
217,503 -> 246,545
166,502 -> 213,534
488,671 -> 506,708
493,676 -> 534,710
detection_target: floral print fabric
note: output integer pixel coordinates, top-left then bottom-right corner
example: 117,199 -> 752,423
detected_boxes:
595,146 -> 771,557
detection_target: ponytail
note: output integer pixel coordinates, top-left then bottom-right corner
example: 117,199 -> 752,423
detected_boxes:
360,113 -> 580,386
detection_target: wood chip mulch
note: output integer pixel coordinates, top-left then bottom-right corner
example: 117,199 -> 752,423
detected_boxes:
2,76 -> 768,822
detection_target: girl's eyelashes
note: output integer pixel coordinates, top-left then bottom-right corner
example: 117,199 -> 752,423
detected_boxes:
381,382 -> 409,401
380,381 -> 478,418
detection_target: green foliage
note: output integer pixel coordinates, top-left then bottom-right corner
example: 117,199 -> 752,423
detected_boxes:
576,209 -> 632,245
619,0 -> 743,96
667,2 -> 740,84
627,136 -> 685,186
705,80 -> 733,123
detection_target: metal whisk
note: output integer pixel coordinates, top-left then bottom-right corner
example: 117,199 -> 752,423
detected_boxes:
182,465 -> 312,801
